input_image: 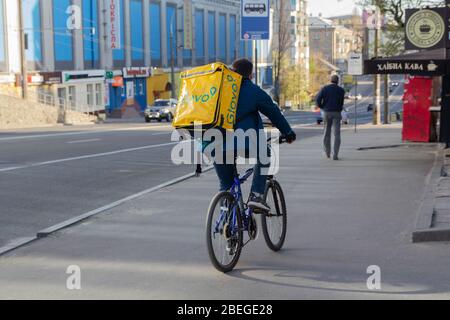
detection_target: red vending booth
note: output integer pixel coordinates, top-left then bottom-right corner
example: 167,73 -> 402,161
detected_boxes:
402,76 -> 433,142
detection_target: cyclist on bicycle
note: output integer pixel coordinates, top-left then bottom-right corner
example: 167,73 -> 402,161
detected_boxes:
212,58 -> 296,213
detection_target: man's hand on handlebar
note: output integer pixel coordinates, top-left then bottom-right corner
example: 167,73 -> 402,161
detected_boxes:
284,131 -> 296,144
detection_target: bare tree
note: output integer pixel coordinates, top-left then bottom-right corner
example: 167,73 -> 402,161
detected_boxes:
272,0 -> 294,105
356,0 -> 444,55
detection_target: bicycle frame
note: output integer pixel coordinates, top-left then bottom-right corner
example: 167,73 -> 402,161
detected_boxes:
214,166 -> 254,236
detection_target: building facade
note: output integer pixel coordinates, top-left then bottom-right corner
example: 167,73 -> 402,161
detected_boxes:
0,0 -> 254,117
308,15 -> 360,73
256,0 -> 309,107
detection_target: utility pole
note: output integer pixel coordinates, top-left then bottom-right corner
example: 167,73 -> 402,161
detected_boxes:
18,0 -> 28,99
384,74 -> 389,124
372,8 -> 381,125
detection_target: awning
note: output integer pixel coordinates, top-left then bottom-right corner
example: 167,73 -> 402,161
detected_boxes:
364,49 -> 449,75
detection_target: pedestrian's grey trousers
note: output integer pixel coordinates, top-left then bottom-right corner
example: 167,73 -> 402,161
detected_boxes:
323,111 -> 342,157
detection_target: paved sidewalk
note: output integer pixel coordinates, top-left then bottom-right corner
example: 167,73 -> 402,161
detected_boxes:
1,125 -> 450,299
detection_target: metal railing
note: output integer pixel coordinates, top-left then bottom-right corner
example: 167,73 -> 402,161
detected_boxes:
28,90 -> 103,114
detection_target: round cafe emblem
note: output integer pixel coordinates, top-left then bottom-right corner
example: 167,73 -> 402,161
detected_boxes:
406,9 -> 445,48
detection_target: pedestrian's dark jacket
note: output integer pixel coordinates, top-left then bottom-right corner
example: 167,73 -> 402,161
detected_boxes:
316,83 -> 346,112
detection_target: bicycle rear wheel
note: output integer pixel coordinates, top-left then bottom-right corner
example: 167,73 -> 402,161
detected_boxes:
261,180 -> 287,251
206,191 -> 243,273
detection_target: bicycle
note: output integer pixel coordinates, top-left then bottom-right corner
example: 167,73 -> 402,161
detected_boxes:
206,137 -> 288,273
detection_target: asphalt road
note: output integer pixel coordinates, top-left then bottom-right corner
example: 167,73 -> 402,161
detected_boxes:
0,121 -> 322,248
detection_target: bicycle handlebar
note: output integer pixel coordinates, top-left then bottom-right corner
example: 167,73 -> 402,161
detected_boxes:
267,136 -> 288,144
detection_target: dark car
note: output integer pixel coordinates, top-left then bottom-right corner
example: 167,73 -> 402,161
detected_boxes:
144,99 -> 177,123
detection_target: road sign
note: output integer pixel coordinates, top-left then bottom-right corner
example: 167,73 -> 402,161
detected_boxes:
348,53 -> 363,75
241,0 -> 270,40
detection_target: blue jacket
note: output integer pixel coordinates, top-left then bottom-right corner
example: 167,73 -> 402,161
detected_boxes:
235,79 -> 292,135
316,83 -> 346,112
202,79 -> 293,152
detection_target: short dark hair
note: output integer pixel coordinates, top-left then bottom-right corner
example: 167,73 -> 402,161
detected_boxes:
232,58 -> 253,78
331,75 -> 339,84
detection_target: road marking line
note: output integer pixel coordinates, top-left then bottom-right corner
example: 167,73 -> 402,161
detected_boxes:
0,237 -> 38,256
66,138 -> 101,144
0,125 -> 173,142
36,166 -> 214,238
0,141 -> 184,173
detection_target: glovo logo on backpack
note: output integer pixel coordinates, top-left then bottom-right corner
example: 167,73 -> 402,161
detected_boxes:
172,62 -> 242,131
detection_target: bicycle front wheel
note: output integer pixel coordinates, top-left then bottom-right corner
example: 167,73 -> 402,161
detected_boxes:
206,191 -> 243,273
261,180 -> 287,251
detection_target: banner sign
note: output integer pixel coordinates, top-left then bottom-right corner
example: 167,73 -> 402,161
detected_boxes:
183,0 -> 193,50
364,59 -> 449,75
241,0 -> 270,40
362,8 -> 386,29
348,53 -> 363,75
123,67 -> 150,78
405,8 -> 446,50
107,0 -> 121,49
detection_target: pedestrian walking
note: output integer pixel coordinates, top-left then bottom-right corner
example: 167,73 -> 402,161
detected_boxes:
316,75 -> 346,160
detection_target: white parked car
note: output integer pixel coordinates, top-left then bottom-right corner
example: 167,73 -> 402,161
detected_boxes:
144,99 -> 178,123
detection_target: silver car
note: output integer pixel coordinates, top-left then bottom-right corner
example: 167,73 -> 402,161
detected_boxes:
144,99 -> 178,123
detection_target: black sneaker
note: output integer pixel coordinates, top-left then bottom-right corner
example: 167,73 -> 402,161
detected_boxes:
248,194 -> 270,213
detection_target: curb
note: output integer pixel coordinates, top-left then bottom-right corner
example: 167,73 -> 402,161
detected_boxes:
0,167 -> 213,256
412,145 -> 450,242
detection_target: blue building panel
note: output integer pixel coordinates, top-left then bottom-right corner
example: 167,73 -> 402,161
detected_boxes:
230,15 -> 236,61
0,0 -> 5,64
130,0 -> 144,62
207,12 -> 215,62
218,14 -> 226,62
82,0 -> 100,68
195,9 -> 204,63
23,0 -> 42,62
149,2 -> 161,66
166,5 -> 177,61
53,0 -> 73,65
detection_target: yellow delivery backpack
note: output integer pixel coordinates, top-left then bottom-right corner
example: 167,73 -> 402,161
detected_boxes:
172,62 -> 242,131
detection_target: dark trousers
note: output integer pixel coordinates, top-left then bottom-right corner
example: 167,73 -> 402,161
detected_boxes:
213,149 -> 270,195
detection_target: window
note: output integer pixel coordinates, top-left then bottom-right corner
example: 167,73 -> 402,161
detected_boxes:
53,0 -> 73,69
57,88 -> 66,108
82,0 -> 99,69
87,84 -> 94,106
23,0 -> 42,64
113,0 -> 125,65
218,14 -> 226,62
95,84 -> 102,106
68,86 -> 76,108
208,12 -> 215,62
195,9 -> 204,64
150,2 -> 161,66
229,15 -> 236,61
166,5 -> 177,64
130,0 -> 144,64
